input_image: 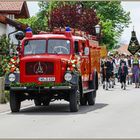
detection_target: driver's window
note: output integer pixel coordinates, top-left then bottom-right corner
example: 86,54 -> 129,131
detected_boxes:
82,42 -> 86,55
47,39 -> 70,54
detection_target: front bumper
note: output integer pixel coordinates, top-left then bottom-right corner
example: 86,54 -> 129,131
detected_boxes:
5,85 -> 76,93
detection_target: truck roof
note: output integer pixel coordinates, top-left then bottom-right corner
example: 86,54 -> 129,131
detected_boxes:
25,33 -> 86,41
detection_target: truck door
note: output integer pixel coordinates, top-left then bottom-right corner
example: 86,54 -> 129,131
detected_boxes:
79,40 -> 90,82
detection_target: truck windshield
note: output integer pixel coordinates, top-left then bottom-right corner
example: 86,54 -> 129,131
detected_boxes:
24,40 -> 46,55
47,39 -> 70,54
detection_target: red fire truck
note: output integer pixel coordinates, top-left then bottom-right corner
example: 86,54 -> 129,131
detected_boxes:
5,27 -> 100,112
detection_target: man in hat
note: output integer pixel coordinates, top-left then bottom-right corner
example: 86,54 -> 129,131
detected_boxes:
118,61 -> 128,90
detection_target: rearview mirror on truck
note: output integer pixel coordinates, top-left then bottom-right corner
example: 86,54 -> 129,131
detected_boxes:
84,47 -> 89,55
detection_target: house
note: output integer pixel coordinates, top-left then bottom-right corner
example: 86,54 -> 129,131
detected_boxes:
0,1 -> 29,44
117,44 -> 131,55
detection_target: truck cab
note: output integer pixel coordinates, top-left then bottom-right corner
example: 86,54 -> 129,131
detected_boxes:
5,27 -> 100,112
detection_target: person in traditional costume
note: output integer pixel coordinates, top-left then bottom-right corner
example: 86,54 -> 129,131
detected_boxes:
132,55 -> 140,88
118,62 -> 128,90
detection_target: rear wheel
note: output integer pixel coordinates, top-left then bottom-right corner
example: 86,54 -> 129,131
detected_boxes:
10,91 -> 21,112
69,87 -> 80,112
88,70 -> 98,106
80,95 -> 87,106
87,91 -> 96,105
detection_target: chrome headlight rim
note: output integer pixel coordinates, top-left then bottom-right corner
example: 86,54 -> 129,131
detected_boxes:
8,73 -> 16,82
64,72 -> 72,82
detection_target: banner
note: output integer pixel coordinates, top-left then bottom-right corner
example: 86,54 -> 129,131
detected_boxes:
128,30 -> 140,55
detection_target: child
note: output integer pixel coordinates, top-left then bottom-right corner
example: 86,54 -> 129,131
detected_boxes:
118,62 -> 128,90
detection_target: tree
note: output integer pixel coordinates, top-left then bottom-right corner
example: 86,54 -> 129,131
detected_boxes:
46,1 -> 130,50
18,2 -> 50,34
49,3 -> 99,35
18,1 -> 130,50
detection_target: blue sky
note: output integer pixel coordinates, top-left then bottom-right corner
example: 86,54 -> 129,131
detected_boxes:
27,1 -> 140,45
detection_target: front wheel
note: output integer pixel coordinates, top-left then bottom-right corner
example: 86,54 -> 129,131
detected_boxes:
34,99 -> 42,106
10,91 -> 21,112
42,99 -> 50,106
69,88 -> 80,112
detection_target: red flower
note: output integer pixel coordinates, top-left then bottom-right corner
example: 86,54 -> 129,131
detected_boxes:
13,56 -> 17,61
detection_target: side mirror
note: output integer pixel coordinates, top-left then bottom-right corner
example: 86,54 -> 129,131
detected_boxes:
84,47 -> 89,55
15,31 -> 25,41
16,46 -> 20,52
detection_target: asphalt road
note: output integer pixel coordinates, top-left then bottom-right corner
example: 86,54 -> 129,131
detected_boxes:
0,82 -> 140,139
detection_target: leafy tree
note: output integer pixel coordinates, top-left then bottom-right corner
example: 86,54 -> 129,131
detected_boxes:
46,1 -> 130,50
49,3 -> 99,35
18,1 -> 130,50
18,2 -> 50,33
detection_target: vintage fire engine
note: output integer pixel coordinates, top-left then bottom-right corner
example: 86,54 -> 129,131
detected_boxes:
5,27 -> 100,112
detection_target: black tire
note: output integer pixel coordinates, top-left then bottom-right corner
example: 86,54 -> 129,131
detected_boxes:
87,91 -> 96,105
10,91 -> 21,112
80,95 -> 87,106
42,100 -> 50,106
34,99 -> 42,106
69,87 -> 80,112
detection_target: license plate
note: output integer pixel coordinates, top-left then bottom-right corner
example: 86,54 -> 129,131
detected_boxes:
38,77 -> 55,82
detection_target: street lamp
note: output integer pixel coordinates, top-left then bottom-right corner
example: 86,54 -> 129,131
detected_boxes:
95,24 -> 101,42
95,24 -> 101,35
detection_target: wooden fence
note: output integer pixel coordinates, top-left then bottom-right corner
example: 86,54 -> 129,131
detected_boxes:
0,77 -> 5,103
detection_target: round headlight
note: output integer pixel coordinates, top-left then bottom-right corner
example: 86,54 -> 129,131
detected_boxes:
9,73 -> 16,82
64,73 -> 72,81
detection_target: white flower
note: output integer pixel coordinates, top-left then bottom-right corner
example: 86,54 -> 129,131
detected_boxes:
72,64 -> 76,67
11,65 -> 15,68
11,59 -> 14,62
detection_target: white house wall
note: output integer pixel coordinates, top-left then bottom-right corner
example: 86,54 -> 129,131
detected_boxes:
6,24 -> 18,45
0,23 -> 6,36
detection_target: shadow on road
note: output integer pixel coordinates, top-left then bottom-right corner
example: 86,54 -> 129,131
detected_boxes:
12,102 -> 108,115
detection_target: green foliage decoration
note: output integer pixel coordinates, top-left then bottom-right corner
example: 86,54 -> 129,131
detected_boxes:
0,34 -> 18,77
10,82 -> 70,88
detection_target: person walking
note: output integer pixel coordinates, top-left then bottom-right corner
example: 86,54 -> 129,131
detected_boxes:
105,57 -> 112,90
132,55 -> 140,88
114,55 -> 120,81
109,57 -> 115,88
101,57 -> 106,89
118,62 -> 128,90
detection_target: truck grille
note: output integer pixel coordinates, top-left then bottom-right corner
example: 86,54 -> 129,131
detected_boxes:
26,62 -> 54,75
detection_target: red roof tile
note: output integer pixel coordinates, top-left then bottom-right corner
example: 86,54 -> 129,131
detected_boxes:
117,44 -> 131,55
0,1 -> 29,18
0,2 -> 23,12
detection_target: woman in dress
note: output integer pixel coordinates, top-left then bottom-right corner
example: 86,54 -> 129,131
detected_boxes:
132,55 -> 140,88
